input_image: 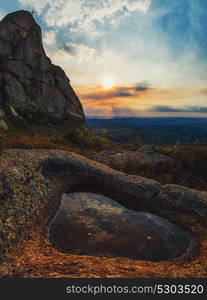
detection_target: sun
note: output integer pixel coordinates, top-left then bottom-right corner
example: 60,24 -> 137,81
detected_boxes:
101,76 -> 115,90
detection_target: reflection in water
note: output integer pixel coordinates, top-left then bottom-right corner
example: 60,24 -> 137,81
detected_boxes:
49,192 -> 193,261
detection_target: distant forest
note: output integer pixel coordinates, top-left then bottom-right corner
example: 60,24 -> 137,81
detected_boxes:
87,117 -> 207,146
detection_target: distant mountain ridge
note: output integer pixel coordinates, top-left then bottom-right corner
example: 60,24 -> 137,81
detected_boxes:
87,117 -> 207,145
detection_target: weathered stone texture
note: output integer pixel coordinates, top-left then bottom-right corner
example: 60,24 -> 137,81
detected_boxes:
0,149 -> 206,260
0,10 -> 85,128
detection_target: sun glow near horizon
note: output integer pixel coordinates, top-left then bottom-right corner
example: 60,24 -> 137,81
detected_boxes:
101,76 -> 115,90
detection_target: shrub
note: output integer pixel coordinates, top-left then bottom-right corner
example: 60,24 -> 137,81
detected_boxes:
86,136 -> 113,151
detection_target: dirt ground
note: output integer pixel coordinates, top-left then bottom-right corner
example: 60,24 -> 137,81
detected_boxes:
1,224 -> 207,278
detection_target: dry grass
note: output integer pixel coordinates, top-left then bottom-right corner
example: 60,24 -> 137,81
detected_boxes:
1,223 -> 206,278
93,145 -> 207,191
0,127 -> 115,157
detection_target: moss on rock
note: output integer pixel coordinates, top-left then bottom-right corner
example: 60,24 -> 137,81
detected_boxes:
0,119 -> 8,130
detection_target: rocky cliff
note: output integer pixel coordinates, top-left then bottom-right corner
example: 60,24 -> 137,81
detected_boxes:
0,10 -> 86,131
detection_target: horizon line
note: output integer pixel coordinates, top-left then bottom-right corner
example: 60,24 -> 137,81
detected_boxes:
86,115 -> 207,119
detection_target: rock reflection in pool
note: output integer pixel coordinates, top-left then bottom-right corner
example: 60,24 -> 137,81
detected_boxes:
49,192 -> 193,261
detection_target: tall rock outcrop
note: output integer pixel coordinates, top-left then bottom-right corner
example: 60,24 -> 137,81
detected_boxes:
0,10 -> 86,131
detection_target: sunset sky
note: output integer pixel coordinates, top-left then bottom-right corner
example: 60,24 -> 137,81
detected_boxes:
0,0 -> 207,117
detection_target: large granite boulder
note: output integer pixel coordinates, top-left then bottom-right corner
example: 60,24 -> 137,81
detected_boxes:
0,11 -> 85,130
0,149 -> 206,261
49,192 -> 194,261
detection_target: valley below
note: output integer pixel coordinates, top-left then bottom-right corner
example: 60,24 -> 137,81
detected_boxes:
87,117 -> 207,145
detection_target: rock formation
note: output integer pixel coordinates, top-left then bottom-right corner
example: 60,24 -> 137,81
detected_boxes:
92,146 -> 171,168
1,149 -> 207,261
49,192 -> 193,261
0,11 -> 86,130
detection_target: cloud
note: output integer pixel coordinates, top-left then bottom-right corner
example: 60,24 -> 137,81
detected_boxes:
18,0 -> 151,29
135,86 -> 148,92
58,42 -> 98,61
17,0 -> 207,118
18,0 -> 48,13
81,84 -> 149,100
18,0 -> 207,90
112,106 -> 139,116
150,106 -> 207,113
59,43 -> 77,56
43,30 -> 56,45
80,85 -> 207,117
0,8 -> 7,20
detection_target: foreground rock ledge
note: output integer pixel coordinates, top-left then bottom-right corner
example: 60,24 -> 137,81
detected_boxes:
49,192 -> 194,261
0,149 -> 207,259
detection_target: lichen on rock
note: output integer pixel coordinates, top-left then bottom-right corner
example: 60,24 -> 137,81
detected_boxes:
0,119 -> 8,130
